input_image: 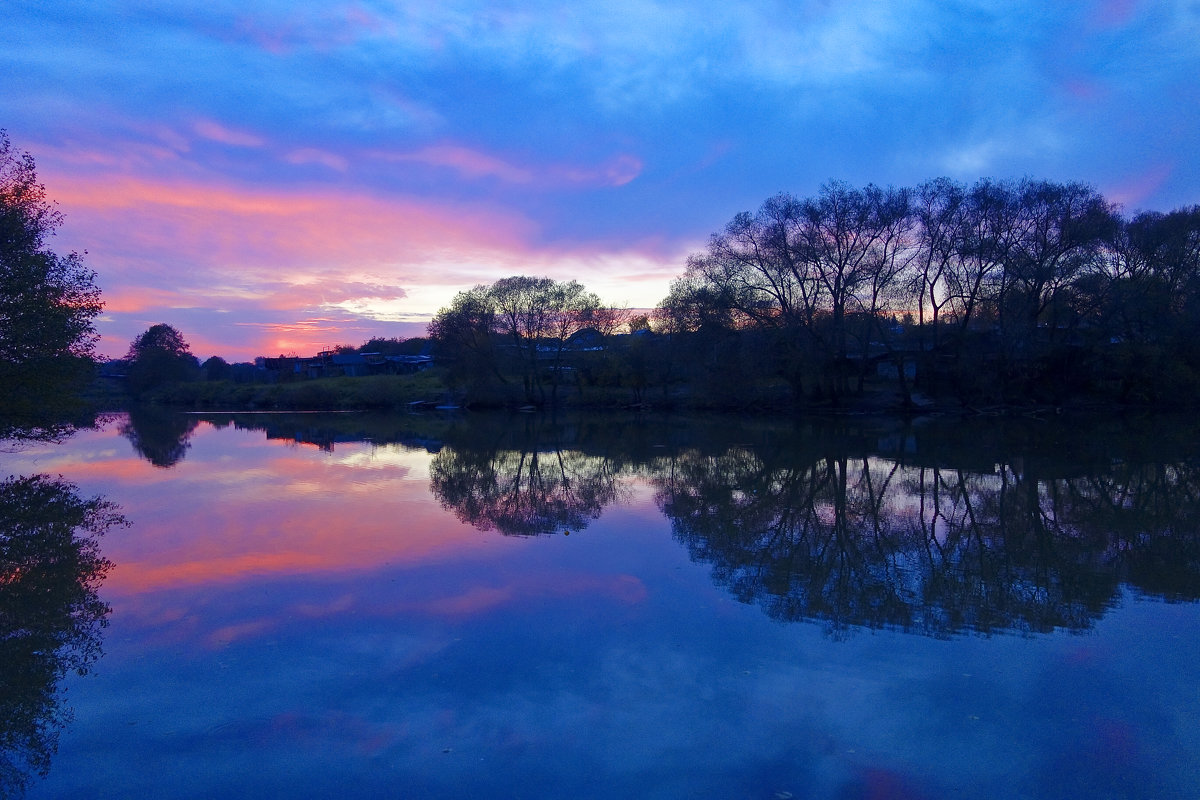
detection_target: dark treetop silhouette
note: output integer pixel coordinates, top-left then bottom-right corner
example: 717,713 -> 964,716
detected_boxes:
0,131 -> 103,437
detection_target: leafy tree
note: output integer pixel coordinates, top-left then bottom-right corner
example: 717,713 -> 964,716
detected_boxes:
429,285 -> 503,397
489,276 -> 602,402
430,418 -> 622,535
1000,178 -> 1117,344
200,355 -> 232,381
357,336 -> 429,356
627,313 -> 652,334
124,323 -> 199,396
668,182 -> 915,402
0,130 -> 103,425
431,276 -> 608,404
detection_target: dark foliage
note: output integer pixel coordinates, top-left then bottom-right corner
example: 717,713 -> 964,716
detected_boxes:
124,323 -> 200,396
420,411 -> 1200,637
119,405 -> 200,468
429,276 -> 617,406
652,178 -> 1200,409
0,131 -> 103,429
0,474 -> 122,795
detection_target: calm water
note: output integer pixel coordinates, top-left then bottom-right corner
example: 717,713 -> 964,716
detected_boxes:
4,410 -> 1200,799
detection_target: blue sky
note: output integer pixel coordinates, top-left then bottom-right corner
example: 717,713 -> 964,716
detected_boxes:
4,0 -> 1198,359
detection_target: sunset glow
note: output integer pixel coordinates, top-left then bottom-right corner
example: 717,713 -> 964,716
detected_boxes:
5,1 -> 1199,360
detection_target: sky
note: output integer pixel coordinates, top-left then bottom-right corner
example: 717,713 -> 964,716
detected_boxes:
4,0 -> 1200,361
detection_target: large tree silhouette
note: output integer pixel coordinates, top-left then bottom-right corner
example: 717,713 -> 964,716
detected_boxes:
124,323 -> 199,396
0,131 -> 103,433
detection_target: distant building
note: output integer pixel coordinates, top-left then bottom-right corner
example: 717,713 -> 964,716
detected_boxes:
252,350 -> 434,379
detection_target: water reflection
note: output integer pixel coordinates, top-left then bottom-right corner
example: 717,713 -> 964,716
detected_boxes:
135,411 -> 1200,637
118,405 -> 200,468
654,417 -> 1200,636
0,475 -> 121,796
430,415 -> 625,536
424,413 -> 1200,636
20,411 -> 1200,798
189,411 -> 453,453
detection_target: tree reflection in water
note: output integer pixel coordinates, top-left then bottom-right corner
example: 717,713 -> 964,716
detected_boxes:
654,420 -> 1200,637
430,415 -> 625,536
118,405 -> 200,468
0,474 -> 121,796
176,411 -> 1200,636
425,413 -> 1200,637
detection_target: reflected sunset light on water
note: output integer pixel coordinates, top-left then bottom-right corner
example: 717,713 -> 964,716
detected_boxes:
5,411 -> 1200,799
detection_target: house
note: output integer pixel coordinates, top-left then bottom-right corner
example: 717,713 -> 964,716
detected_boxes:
386,355 -> 434,374
564,328 -> 606,351
331,352 -> 371,377
252,349 -> 435,379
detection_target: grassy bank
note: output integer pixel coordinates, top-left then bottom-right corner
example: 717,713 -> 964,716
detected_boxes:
133,370 -> 454,411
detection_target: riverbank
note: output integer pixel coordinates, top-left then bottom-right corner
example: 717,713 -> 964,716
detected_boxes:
96,367 -> 1169,418
94,370 -> 454,412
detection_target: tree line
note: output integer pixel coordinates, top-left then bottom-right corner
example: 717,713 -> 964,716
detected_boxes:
7,122 -> 1200,412
433,178 -> 1200,409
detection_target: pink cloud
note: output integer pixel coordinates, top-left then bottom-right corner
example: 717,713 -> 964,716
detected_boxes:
194,119 -> 266,148
382,144 -> 535,183
286,147 -> 350,171
206,618 -> 278,648
556,153 -> 644,187
1092,0 -> 1139,28
39,163 -> 677,358
45,171 -> 536,269
24,129 -> 189,172
375,143 -> 643,188
107,497 -> 488,595
420,586 -> 516,616
230,4 -> 395,55
226,319 -> 401,357
102,286 -> 202,313
1104,162 -> 1174,209
377,572 -> 647,620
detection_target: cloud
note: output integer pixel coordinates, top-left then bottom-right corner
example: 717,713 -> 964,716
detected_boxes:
8,0 -> 1197,361
44,170 -> 536,269
554,153 -> 643,187
1103,162 -> 1175,211
40,167 -> 685,358
382,144 -> 534,183
374,143 -> 642,187
194,119 -> 266,148
931,120 -> 1066,178
285,147 -> 349,171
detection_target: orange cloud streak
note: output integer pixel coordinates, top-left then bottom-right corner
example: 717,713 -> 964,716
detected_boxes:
40,162 -> 680,358
46,172 -> 536,271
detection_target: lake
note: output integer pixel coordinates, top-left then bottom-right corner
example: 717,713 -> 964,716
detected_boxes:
4,410 -> 1200,799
